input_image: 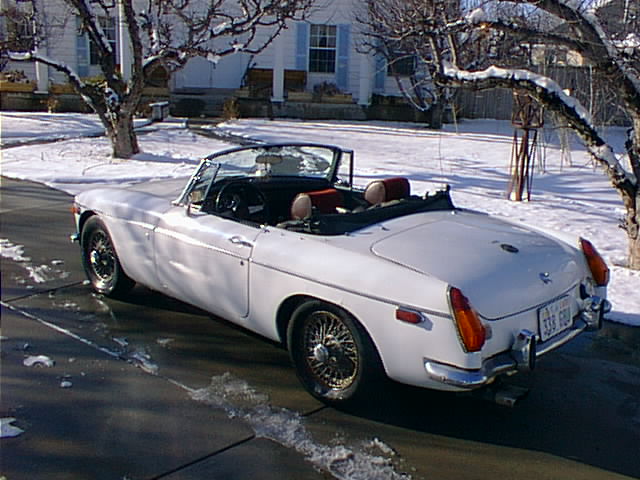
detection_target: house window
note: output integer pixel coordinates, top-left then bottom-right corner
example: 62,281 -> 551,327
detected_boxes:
387,53 -> 416,77
309,24 -> 336,73
89,17 -> 116,65
3,7 -> 35,52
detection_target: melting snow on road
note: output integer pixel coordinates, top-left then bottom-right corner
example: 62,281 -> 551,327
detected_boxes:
0,238 -> 70,284
190,373 -> 411,480
23,355 -> 55,367
1,418 -> 25,438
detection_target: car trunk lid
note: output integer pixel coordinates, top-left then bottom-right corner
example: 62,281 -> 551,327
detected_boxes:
371,210 -> 581,319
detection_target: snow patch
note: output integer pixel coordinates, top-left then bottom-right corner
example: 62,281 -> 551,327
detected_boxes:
190,373 -> 411,479
60,374 -> 74,388
1,238 -> 71,283
213,21 -> 230,35
1,418 -> 25,438
156,337 -> 175,347
466,7 -> 487,24
207,53 -> 221,64
0,238 -> 30,262
23,355 -> 55,367
128,349 -> 159,375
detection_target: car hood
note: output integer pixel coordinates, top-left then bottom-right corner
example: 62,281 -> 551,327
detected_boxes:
125,176 -> 190,201
370,210 -> 582,319
75,177 -> 189,225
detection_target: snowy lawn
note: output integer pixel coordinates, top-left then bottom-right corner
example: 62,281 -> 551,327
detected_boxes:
1,112 -> 637,326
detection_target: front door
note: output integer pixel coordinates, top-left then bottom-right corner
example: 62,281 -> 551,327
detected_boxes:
153,206 -> 260,320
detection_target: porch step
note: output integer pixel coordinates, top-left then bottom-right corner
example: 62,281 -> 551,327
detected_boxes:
170,88 -> 237,117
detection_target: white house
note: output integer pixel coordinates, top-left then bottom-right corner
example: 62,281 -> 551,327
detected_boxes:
2,0 -> 418,113
173,0 -> 401,106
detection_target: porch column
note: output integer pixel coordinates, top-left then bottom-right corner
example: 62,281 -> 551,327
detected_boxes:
358,51 -> 373,106
118,0 -> 132,82
34,47 -> 49,92
271,33 -> 285,103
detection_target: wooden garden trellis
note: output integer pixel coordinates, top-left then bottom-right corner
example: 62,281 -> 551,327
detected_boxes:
508,92 -> 544,201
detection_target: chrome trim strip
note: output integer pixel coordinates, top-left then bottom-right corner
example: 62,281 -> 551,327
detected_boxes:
126,219 -> 156,231
154,227 -> 246,259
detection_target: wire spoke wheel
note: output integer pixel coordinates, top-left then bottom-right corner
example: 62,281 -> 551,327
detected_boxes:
81,216 -> 134,297
88,230 -> 116,284
288,300 -> 384,405
303,310 -> 359,390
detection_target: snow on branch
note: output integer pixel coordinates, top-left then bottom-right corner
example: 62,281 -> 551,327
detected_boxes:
439,62 -> 636,189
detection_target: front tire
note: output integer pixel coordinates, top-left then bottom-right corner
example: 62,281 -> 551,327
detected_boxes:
81,216 -> 134,297
287,300 -> 384,406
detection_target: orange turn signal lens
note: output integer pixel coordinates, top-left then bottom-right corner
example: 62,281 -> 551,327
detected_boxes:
580,238 -> 610,287
395,308 -> 423,324
70,203 -> 81,215
449,287 -> 486,353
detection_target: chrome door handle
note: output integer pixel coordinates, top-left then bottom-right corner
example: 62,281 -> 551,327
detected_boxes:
228,236 -> 254,248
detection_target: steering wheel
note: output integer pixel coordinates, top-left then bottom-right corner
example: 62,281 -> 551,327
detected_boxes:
214,181 -> 269,223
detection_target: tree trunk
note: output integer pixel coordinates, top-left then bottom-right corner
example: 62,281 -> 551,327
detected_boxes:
626,118 -> 640,270
108,113 -> 140,159
629,195 -> 640,269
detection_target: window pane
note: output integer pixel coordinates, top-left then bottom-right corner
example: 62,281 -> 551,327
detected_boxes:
388,55 -> 416,76
310,49 -> 336,73
308,24 -> 336,73
89,17 -> 116,65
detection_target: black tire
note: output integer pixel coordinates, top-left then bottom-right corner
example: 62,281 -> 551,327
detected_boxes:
287,300 -> 385,406
81,216 -> 135,297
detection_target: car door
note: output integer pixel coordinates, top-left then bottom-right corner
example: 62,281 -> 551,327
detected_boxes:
153,205 -> 260,320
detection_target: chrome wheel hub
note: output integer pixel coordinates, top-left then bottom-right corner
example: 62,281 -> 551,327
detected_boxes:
90,250 -> 102,267
312,343 -> 330,363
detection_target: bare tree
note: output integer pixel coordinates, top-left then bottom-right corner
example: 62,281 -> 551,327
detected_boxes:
1,0 -> 312,158
359,0 -> 640,269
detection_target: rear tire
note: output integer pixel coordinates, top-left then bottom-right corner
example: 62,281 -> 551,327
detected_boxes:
81,216 -> 135,297
287,300 -> 385,406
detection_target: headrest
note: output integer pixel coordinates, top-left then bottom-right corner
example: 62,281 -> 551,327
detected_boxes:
364,177 -> 410,205
291,188 -> 344,220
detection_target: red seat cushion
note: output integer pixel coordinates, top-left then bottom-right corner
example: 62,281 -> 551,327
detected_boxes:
364,177 -> 410,205
291,188 -> 344,219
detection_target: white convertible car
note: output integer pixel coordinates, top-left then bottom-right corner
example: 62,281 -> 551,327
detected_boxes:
71,143 -> 611,405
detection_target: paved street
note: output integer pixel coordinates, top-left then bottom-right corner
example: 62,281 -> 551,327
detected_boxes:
1,177 -> 639,480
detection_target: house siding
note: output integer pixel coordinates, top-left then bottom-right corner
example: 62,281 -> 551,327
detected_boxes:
2,0 -> 423,113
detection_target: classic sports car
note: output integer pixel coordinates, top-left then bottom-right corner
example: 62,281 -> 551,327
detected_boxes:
71,143 -> 611,405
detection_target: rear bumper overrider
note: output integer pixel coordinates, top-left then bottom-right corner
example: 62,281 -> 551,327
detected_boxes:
424,295 -> 611,390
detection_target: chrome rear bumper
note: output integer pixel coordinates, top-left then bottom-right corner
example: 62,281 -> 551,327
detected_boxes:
424,296 -> 611,390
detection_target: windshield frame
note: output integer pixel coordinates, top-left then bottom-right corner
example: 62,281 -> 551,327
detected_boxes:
175,143 -> 352,206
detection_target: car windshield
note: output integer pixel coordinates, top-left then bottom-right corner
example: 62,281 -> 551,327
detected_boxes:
211,144 -> 338,181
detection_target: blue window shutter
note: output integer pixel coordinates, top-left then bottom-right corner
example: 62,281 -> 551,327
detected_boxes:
336,24 -> 350,90
374,52 -> 386,91
295,23 -> 309,71
76,17 -> 89,77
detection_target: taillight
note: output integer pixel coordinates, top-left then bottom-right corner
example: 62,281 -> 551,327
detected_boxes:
448,287 -> 486,353
580,238 -> 610,287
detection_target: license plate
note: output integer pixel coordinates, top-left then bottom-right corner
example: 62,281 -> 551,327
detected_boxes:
538,296 -> 573,342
